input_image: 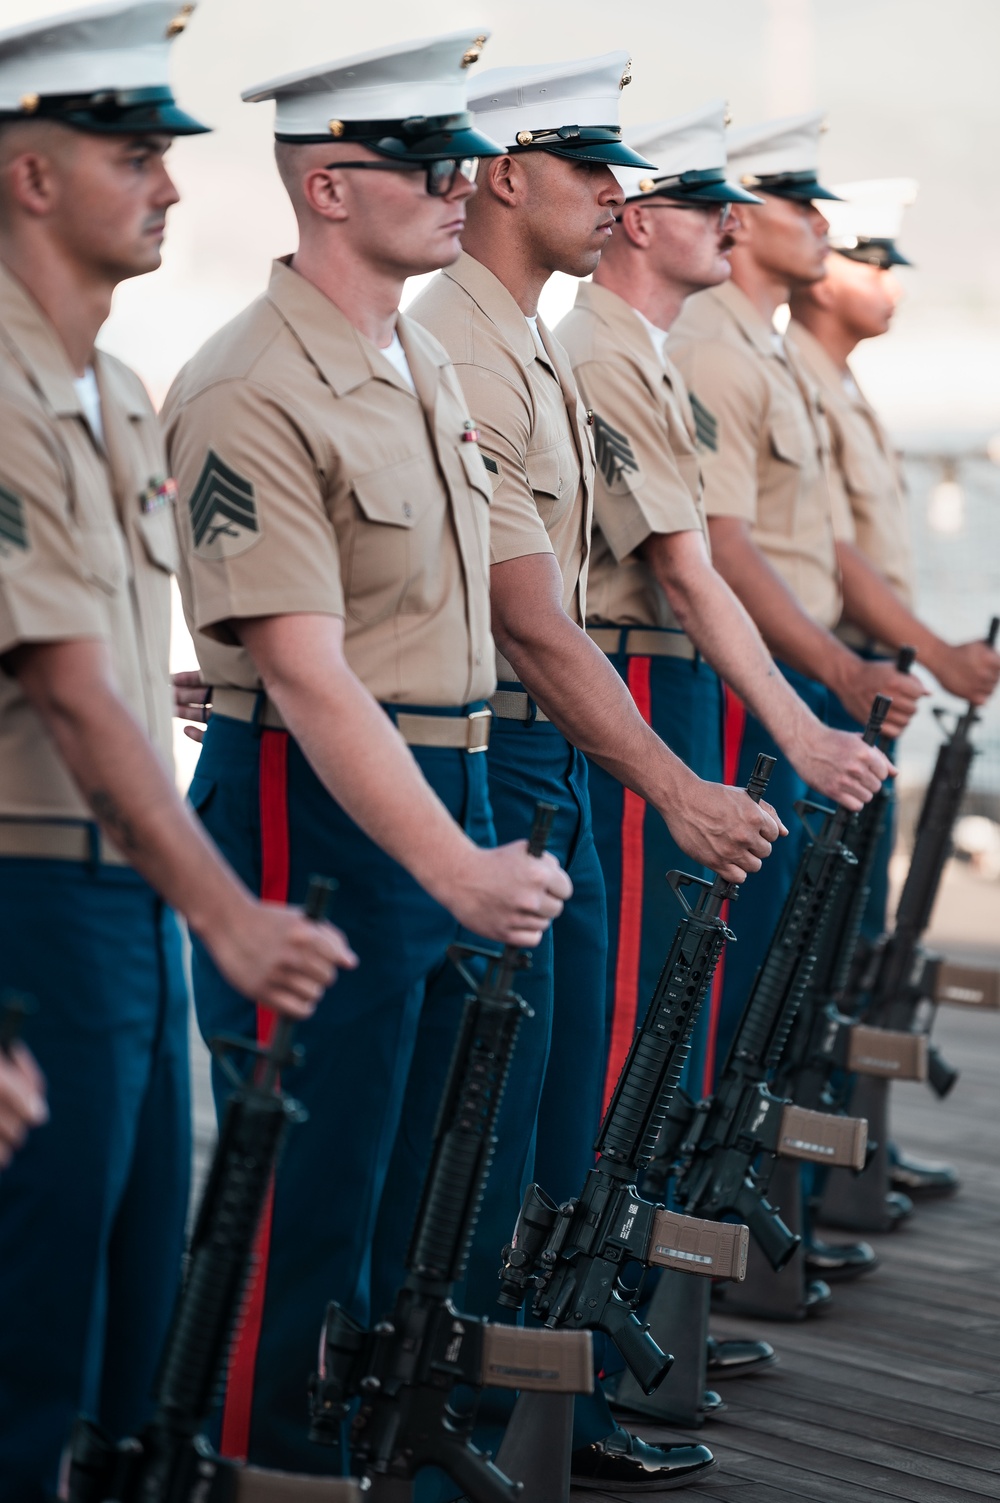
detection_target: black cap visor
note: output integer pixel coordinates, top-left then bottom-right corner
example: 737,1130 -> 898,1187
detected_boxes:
742,170 -> 841,202
835,238 -> 912,269
507,124 -> 654,170
277,111 -> 503,161
1,86 -> 209,136
633,167 -> 763,205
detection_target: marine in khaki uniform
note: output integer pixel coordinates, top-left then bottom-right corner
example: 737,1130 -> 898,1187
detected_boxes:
163,33 -> 570,1474
0,4 -> 350,1497
669,115 -> 925,1087
557,104 -> 886,1118
788,178 -> 1000,1202
396,55 -> 782,1496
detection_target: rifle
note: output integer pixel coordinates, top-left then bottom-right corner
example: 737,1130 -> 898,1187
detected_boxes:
773,649 -> 928,1110
67,878 -> 360,1503
494,757 -> 776,1397
851,616 -> 1000,1097
649,698 -> 889,1270
308,805 -> 593,1503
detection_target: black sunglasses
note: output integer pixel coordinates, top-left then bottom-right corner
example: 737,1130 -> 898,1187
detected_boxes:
323,157 -> 479,197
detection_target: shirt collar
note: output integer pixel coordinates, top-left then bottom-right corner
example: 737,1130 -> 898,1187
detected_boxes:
441,251 -> 539,367
0,259 -> 86,418
573,280 -> 673,385
710,279 -> 785,359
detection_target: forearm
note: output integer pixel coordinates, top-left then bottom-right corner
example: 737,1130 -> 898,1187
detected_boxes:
837,541 -> 937,665
497,608 -> 693,811
242,627 -> 480,908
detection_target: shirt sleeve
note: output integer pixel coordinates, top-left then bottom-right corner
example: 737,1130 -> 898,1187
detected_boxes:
0,395 -> 109,657
164,377 -> 345,642
572,354 -> 702,563
670,338 -> 764,523
451,359 -> 555,568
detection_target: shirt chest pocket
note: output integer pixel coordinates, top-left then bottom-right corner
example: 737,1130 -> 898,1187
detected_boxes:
77,522 -> 131,597
768,413 -> 815,469
345,454 -> 448,625
135,505 -> 181,575
526,438 -> 579,527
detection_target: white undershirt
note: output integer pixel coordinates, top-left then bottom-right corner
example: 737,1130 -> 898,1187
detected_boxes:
74,367 -> 104,444
635,308 -> 671,366
379,331 -> 416,392
525,314 -> 548,359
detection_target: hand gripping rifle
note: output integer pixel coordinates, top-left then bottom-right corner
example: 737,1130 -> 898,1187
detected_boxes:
651,698 -> 890,1271
852,616 -> 1000,1098
67,878 -> 361,1503
773,650 -> 930,1110
494,757 -> 777,1398
308,805 -> 594,1503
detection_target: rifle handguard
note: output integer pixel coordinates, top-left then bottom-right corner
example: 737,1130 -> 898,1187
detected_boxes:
847,1023 -> 928,1081
777,1104 -> 868,1170
479,1325 -> 594,1393
646,1208 -> 748,1282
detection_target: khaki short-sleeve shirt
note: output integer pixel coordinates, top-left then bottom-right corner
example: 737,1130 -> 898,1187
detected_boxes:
671,282 -> 842,629
408,253 -> 594,682
0,261 -> 175,850
162,259 -> 495,708
557,281 -> 708,630
787,319 -> 915,637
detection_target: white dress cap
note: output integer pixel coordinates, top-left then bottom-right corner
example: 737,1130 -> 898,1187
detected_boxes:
469,52 -> 654,168
0,0 -> 206,134
242,29 -> 495,150
726,110 -> 839,200
615,99 -> 762,205
824,178 -> 918,267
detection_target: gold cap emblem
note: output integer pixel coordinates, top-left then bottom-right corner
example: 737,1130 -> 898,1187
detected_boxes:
639,178 -> 656,193
19,92 -> 40,113
516,130 -> 534,146
328,119 -> 345,137
620,60 -> 633,88
165,3 -> 195,38
723,106 -> 732,127
741,173 -> 760,186
461,35 -> 488,69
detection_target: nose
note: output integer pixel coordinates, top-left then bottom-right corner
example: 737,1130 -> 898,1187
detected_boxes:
156,162 -> 181,211
598,165 -> 625,209
809,204 -> 830,237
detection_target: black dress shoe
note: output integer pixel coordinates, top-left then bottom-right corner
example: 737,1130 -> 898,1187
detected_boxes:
706,1335 -> 777,1377
571,1428 -> 717,1491
703,1389 -> 726,1416
805,1237 -> 878,1283
890,1148 -> 960,1198
886,1189 -> 914,1225
804,1278 -> 832,1315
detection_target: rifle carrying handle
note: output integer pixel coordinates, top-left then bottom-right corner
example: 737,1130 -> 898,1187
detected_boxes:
527,800 -> 559,859
304,874 -> 337,923
0,992 -> 34,1057
987,616 -> 999,649
265,876 -> 337,1083
745,753 -> 776,805
896,645 -> 917,674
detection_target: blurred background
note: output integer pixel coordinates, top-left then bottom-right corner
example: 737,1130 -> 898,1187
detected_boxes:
8,0 -> 1000,818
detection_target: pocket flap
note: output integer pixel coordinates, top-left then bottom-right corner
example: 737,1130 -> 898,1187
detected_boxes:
352,456 -> 435,528
768,415 -> 811,466
136,506 -> 181,574
525,444 -> 565,500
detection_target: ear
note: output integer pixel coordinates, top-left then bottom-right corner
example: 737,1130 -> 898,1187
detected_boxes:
4,150 -> 60,219
618,200 -> 653,249
479,153 -> 522,208
301,165 -> 351,222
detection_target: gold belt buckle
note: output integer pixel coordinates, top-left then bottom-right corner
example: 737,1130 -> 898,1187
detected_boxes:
466,707 -> 492,752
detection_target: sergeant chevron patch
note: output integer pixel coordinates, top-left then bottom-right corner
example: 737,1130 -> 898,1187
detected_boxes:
190,450 -> 260,560
592,413 -> 639,488
0,484 -> 29,559
689,393 -> 719,453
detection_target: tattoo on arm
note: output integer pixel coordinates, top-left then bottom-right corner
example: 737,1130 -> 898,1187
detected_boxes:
88,790 -> 140,853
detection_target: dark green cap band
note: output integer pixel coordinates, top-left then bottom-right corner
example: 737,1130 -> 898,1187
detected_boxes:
634,167 -> 764,205
739,170 -> 841,202
507,123 -> 654,170
276,110 -> 503,161
0,85 -> 209,136
834,238 -> 912,269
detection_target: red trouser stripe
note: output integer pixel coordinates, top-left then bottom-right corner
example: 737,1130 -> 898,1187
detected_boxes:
701,685 -> 748,1095
602,656 -> 652,1114
219,729 -> 290,1461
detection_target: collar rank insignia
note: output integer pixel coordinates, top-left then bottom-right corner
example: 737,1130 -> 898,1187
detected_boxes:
592,413 -> 640,488
141,476 -> 179,514
0,484 -> 29,560
689,393 -> 719,453
190,450 -> 260,560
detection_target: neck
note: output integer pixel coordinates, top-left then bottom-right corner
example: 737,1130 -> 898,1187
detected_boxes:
0,232 -> 113,374
459,213 -> 551,316
593,254 -> 691,333
291,232 -> 404,347
793,306 -> 859,373
729,251 -> 789,326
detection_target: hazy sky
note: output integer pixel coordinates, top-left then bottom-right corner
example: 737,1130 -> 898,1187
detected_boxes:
8,0 -> 1000,430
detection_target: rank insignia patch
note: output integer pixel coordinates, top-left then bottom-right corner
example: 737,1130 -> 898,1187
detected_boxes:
190,451 -> 260,560
592,413 -> 639,488
0,485 -> 29,559
482,455 -> 500,476
689,393 -> 719,453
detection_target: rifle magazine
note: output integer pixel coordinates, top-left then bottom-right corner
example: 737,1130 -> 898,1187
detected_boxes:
848,1024 -> 928,1081
646,1208 -> 748,1282
238,1469 -> 363,1501
935,961 -> 1000,1009
479,1324 -> 594,1394
778,1104 -> 868,1170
